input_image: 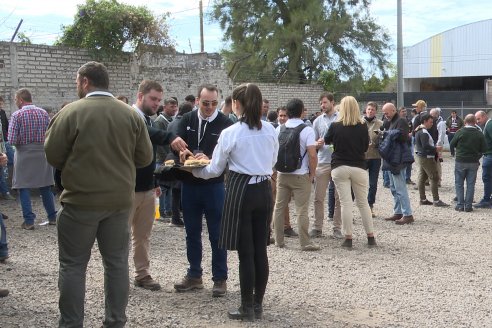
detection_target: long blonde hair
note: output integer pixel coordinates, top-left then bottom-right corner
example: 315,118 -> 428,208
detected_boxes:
337,96 -> 363,126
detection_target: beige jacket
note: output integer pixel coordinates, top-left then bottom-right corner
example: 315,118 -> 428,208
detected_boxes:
364,117 -> 383,160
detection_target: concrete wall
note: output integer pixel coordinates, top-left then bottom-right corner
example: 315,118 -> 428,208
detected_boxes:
250,82 -> 325,115
0,42 -> 324,117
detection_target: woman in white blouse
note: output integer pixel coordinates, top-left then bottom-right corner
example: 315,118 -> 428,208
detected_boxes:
193,83 -> 279,321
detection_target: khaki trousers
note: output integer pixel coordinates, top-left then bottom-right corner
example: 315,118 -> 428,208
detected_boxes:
313,163 -> 341,231
270,170 -> 291,229
416,156 -> 440,201
331,166 -> 374,237
274,173 -> 312,247
128,190 -> 155,280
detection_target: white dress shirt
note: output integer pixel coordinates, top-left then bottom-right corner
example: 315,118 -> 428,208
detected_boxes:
193,121 -> 279,183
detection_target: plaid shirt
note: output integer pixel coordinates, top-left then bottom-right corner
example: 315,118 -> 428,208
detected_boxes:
8,104 -> 50,145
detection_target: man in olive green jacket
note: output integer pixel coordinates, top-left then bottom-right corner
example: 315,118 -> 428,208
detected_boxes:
44,61 -> 153,328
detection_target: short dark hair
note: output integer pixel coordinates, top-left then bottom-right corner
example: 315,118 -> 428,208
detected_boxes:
185,94 -> 195,103
15,88 -> 32,103
233,83 -> 262,130
421,113 -> 432,123
138,80 -> 163,95
224,96 -> 232,107
0,96 -> 4,102
319,92 -> 334,102
276,106 -> 287,113
286,98 -> 304,118
197,84 -> 218,97
116,95 -> 128,104
61,101 -> 71,109
77,61 -> 109,90
267,110 -> 278,122
263,99 -> 269,104
451,110 -> 457,114
178,102 -> 194,116
164,98 -> 177,105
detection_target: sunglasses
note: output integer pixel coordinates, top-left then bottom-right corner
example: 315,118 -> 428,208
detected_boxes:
201,100 -> 218,107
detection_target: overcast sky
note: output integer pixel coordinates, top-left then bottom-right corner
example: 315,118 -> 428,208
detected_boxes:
0,0 -> 491,62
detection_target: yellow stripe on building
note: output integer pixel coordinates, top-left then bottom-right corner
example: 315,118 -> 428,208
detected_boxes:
430,34 -> 442,77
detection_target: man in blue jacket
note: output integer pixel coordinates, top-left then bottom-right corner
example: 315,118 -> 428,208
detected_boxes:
381,103 -> 415,225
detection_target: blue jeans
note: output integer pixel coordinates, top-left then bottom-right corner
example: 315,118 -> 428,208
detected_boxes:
481,155 -> 492,202
455,161 -> 479,209
405,141 -> 413,181
389,171 -> 413,216
382,170 -> 390,187
156,162 -> 172,215
366,159 -> 381,207
19,186 -> 57,225
0,167 -> 8,194
405,164 -> 412,181
0,212 -> 7,258
181,182 -> 227,281
5,142 -> 14,166
327,180 -> 335,217
159,185 -> 172,215
448,133 -> 456,156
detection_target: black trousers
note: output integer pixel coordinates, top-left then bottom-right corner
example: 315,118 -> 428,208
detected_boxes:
237,179 -> 271,306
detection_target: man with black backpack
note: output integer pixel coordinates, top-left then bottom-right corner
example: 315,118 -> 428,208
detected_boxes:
273,98 -> 319,251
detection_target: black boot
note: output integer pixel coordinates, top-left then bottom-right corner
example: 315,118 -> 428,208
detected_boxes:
228,305 -> 254,322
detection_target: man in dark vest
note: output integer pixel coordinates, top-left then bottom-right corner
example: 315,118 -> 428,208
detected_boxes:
174,84 -> 232,297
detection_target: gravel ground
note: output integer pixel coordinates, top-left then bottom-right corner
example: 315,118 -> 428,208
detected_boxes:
1,153 -> 491,328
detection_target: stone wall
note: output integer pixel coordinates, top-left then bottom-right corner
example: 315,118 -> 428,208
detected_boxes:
0,42 -> 232,115
0,42 -> 324,116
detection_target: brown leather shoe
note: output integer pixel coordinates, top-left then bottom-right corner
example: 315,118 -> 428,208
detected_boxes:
0,288 -> 9,297
384,214 -> 403,221
134,275 -> 161,291
395,215 -> 414,225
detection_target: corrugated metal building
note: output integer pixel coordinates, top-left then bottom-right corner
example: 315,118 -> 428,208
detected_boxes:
403,19 -> 492,107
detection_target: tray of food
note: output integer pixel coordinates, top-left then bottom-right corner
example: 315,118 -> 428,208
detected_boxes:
177,158 -> 211,171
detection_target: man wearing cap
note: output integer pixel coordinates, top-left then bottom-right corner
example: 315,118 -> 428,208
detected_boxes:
474,110 -> 492,208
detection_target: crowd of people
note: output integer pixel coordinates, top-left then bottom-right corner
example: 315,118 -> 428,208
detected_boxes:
0,60 -> 491,327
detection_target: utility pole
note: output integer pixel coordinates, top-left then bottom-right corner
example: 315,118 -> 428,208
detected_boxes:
199,0 -> 204,53
397,0 -> 404,108
11,19 -> 23,42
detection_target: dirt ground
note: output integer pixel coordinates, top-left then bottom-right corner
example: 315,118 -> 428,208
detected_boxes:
1,153 -> 491,327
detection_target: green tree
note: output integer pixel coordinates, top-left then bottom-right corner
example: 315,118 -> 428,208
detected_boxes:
212,0 -> 391,82
363,74 -> 387,92
17,32 -> 32,45
56,0 -> 173,57
318,70 -> 339,92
